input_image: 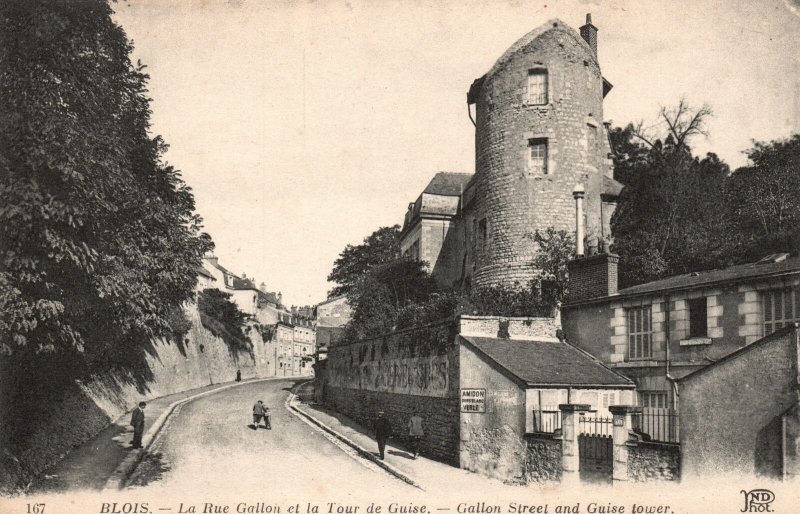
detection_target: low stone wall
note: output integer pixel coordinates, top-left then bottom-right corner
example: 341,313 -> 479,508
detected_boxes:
627,442 -> 681,482
524,434 -> 562,483
326,386 -> 460,464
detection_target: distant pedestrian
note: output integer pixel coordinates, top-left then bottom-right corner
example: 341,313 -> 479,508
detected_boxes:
252,400 -> 264,429
408,413 -> 424,459
264,407 -> 272,429
374,411 -> 392,460
236,369 -> 241,382
130,401 -> 146,449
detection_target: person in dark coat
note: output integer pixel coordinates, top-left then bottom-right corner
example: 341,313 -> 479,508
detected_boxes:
236,369 -> 242,382
130,401 -> 146,449
253,400 -> 264,429
374,411 -> 391,460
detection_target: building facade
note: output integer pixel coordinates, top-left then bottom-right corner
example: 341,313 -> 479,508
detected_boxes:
400,15 -> 623,290
562,252 -> 800,410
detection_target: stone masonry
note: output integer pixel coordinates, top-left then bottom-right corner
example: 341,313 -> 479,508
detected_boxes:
469,18 -> 615,288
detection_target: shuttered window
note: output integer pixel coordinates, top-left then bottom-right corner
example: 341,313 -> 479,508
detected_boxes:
627,305 -> 652,360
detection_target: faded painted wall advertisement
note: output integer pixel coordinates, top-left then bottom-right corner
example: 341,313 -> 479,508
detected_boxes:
328,353 -> 450,397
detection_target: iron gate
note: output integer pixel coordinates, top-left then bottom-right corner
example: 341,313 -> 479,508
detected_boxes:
578,415 -> 613,483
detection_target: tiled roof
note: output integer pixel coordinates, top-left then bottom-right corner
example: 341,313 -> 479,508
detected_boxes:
423,172 -> 473,197
618,255 -> 800,297
461,336 -> 634,387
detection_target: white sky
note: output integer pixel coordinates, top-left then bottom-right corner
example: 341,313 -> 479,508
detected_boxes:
112,0 -> 800,307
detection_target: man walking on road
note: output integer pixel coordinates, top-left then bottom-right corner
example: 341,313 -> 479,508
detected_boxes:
374,411 -> 391,460
130,401 -> 146,449
252,400 -> 265,429
408,412 -> 424,459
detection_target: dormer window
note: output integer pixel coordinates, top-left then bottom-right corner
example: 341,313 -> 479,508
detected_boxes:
527,69 -> 548,105
528,138 -> 548,174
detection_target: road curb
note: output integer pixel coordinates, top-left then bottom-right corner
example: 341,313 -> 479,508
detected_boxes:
103,376 -> 292,491
286,383 -> 423,490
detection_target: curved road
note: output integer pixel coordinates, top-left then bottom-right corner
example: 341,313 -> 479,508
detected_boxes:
126,378 -> 413,499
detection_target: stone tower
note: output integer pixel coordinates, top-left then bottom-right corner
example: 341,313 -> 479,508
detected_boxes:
466,15 -> 619,289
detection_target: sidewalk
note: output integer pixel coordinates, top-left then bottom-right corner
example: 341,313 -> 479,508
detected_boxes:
28,378 -> 267,494
291,398 -> 521,493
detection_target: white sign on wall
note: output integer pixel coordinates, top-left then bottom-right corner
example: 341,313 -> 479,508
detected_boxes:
460,388 -> 486,413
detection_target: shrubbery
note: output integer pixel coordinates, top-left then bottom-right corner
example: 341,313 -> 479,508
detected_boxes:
197,289 -> 251,354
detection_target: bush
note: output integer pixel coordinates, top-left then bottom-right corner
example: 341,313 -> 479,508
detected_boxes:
197,289 -> 250,353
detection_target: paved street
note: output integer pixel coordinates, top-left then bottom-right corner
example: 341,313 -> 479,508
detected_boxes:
126,378 -> 415,499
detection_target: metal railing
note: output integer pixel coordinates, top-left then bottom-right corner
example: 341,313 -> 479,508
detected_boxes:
579,414 -> 613,437
532,408 -> 561,433
633,408 -> 680,443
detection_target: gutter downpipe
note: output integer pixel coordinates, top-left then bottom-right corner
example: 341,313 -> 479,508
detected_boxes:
664,294 -> 679,409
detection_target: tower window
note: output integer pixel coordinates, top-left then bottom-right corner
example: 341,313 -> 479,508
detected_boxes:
527,69 -> 548,105
528,138 -> 548,174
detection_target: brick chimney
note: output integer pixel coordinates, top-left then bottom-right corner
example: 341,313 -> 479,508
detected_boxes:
579,13 -> 598,58
205,255 -> 219,267
567,253 -> 619,303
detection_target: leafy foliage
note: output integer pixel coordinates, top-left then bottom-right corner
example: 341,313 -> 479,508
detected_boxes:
0,0 -> 213,360
344,258 -> 439,340
724,134 -> 800,260
610,102 -> 731,287
341,227 -> 572,339
611,101 -> 800,287
327,225 -> 401,298
197,289 -> 250,353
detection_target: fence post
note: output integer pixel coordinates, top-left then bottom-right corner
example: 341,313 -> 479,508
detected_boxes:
558,403 -> 590,484
609,405 -> 641,485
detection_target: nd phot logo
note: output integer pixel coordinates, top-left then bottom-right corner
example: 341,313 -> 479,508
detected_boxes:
740,489 -> 775,512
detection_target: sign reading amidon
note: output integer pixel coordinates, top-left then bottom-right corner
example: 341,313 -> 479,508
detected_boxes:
460,388 -> 486,413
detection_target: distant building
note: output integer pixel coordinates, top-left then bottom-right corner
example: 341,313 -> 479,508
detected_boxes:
315,296 -> 352,351
292,319 -> 316,376
195,264 -> 216,293
275,321 -> 294,376
316,296 -> 351,327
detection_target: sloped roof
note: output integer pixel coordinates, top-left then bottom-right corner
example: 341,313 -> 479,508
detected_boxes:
232,275 -> 258,290
602,175 -> 624,198
423,172 -> 473,196
196,265 -> 216,280
618,255 -> 800,297
207,259 -> 235,276
461,336 -> 634,388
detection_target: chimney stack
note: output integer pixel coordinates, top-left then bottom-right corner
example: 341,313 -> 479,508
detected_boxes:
580,13 -> 598,58
567,253 -> 619,303
205,255 -> 219,267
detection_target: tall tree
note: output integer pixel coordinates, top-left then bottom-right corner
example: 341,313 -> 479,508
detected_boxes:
0,0 -> 213,361
610,100 -> 730,287
327,225 -> 401,298
724,134 -> 800,259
